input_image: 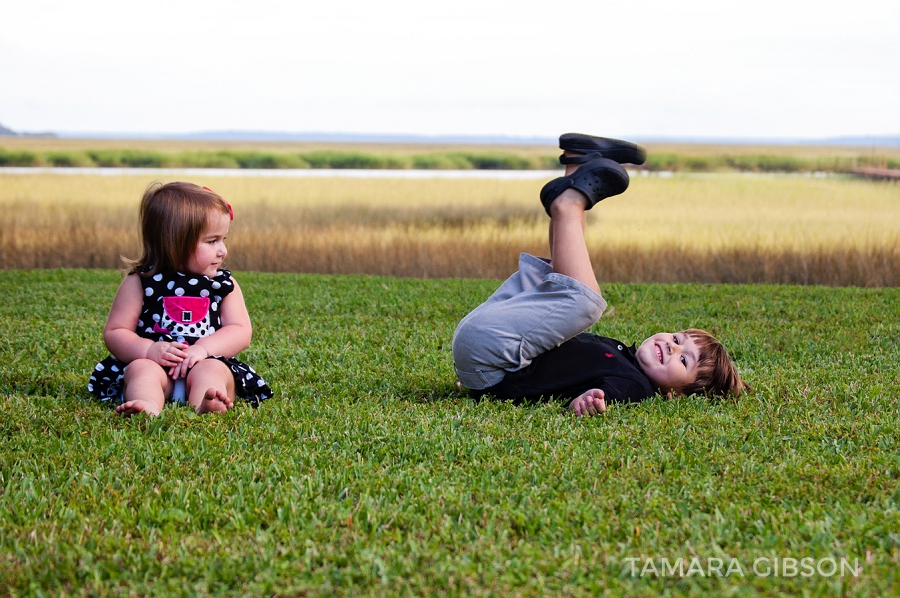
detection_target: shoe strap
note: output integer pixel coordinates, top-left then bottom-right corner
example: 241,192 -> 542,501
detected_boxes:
559,152 -> 601,165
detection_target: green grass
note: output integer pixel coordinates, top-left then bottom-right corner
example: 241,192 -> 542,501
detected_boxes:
1,270 -> 899,596
0,148 -> 557,171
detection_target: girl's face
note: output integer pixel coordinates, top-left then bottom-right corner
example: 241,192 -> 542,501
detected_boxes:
186,211 -> 230,277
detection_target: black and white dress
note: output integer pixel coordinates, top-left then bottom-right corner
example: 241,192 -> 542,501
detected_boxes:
88,269 -> 272,407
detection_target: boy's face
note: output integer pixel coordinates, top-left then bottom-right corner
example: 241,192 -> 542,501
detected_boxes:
635,331 -> 700,396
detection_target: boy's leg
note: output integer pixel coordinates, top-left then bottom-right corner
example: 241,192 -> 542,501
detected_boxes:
117,359 -> 169,416
186,359 -> 235,414
452,161 -> 607,389
479,252 -> 554,306
548,184 -> 601,295
462,157 -> 598,311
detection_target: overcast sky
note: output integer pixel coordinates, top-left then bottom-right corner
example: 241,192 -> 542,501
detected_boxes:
2,0 -> 897,139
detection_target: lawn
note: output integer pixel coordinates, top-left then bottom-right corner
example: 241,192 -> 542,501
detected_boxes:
1,269 -> 899,596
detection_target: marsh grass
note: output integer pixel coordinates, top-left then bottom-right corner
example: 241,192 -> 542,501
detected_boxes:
0,147 -> 555,171
3,138 -> 900,172
1,173 -> 898,285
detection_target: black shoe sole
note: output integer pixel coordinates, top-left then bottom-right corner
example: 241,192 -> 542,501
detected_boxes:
559,133 -> 647,165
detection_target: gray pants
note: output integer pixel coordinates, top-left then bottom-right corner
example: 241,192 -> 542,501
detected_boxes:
452,253 -> 608,390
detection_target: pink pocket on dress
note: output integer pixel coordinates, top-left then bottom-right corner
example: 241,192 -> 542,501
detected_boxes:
162,296 -> 210,326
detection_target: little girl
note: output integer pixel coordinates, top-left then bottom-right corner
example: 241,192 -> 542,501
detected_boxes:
88,182 -> 272,416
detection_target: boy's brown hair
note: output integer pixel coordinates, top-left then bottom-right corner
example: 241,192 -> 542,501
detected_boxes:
682,329 -> 748,398
126,182 -> 231,276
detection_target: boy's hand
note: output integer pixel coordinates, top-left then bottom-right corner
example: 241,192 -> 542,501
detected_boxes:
146,341 -> 188,367
568,389 -> 606,417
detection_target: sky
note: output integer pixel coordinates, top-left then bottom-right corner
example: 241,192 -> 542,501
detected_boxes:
1,0 -> 898,140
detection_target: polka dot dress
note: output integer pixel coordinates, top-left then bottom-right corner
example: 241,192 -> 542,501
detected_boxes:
88,269 -> 272,407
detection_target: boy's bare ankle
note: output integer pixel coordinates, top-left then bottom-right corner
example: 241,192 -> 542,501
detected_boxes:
549,190 -> 589,217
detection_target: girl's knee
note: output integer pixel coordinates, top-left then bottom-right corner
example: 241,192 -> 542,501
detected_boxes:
124,359 -> 167,384
186,359 -> 234,392
187,358 -> 230,378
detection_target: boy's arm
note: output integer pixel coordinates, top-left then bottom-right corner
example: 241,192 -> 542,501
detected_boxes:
566,371 -> 656,414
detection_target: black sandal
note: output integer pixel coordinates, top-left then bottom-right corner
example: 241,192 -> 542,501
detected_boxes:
539,157 -> 629,216
558,132 -> 647,166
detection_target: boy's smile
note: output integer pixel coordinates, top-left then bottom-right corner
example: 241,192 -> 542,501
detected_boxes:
635,331 -> 700,396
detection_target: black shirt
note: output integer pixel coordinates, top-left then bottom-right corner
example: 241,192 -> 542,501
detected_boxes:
483,333 -> 656,404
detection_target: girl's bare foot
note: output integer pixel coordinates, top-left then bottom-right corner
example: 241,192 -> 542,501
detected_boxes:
196,388 -> 234,414
116,400 -> 162,417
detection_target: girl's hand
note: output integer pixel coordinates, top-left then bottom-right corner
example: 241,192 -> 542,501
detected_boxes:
146,341 -> 188,367
169,344 -> 210,379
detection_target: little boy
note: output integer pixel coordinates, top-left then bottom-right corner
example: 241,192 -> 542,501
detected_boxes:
452,133 -> 746,416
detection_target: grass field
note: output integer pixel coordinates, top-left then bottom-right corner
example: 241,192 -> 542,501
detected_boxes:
1,172 -> 898,285
1,269 -> 899,596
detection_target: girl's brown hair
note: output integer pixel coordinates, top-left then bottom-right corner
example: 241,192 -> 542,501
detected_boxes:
125,182 -> 231,276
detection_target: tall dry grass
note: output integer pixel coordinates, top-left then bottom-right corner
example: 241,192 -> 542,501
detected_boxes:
1,172 -> 897,285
